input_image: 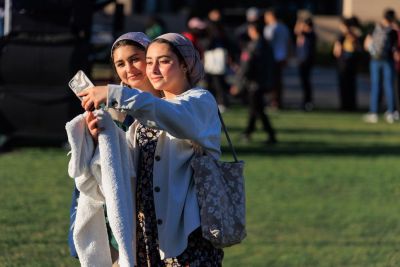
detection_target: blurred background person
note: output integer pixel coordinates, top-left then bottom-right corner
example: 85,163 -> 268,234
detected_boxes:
0,6 -> 4,37
333,16 -> 362,111
263,8 -> 291,110
363,8 -> 398,123
231,20 -> 277,145
392,15 -> 400,117
294,16 -> 316,111
203,8 -> 235,112
234,7 -> 261,57
182,17 -> 207,59
145,15 -> 166,39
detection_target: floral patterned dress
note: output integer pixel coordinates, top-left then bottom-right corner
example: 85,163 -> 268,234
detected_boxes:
135,123 -> 224,267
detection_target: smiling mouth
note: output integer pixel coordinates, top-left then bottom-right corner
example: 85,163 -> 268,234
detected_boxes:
128,73 -> 142,79
151,77 -> 163,82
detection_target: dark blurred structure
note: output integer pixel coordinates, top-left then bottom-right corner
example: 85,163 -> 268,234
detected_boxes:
0,0 -> 345,148
0,0 -> 114,147
131,0 -> 342,33
132,0 -> 342,17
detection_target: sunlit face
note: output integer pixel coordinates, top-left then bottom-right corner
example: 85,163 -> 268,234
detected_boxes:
264,12 -> 274,25
247,25 -> 258,40
146,42 -> 187,95
113,45 -> 147,88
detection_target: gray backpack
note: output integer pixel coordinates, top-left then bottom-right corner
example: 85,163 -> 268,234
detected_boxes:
369,24 -> 391,60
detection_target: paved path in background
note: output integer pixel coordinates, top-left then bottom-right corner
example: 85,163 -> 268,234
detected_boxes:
282,64 -> 370,110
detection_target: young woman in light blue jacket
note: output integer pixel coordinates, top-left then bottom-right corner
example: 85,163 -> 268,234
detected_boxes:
79,33 -> 224,266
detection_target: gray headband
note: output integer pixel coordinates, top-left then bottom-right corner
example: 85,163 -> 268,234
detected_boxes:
154,33 -> 204,85
111,32 -> 151,53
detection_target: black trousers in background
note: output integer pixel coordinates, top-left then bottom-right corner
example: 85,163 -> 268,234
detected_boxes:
206,74 -> 230,107
299,60 -> 313,105
337,56 -> 358,111
244,86 -> 276,140
270,60 -> 285,109
396,72 -> 400,111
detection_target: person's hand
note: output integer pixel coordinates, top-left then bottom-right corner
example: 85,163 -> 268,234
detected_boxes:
333,42 -> 342,58
394,51 -> 400,62
296,35 -> 305,46
78,86 -> 108,111
363,35 -> 372,51
85,111 -> 100,143
230,85 -> 239,96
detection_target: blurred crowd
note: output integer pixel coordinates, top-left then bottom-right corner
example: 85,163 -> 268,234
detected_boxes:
144,6 -> 396,144
168,6 -> 400,129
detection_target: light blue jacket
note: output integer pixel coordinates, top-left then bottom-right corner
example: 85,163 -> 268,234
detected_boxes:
107,85 -> 221,259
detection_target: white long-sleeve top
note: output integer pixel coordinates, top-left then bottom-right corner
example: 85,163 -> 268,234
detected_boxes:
107,85 -> 221,259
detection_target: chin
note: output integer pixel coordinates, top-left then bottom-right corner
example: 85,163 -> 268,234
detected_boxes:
152,85 -> 162,91
128,80 -> 144,88
151,81 -> 164,90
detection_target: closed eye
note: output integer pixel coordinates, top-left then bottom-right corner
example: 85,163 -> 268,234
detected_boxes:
128,56 -> 140,63
159,59 -> 171,64
115,62 -> 125,68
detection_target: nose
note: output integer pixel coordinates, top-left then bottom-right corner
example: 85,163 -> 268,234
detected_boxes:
125,63 -> 134,73
149,61 -> 160,74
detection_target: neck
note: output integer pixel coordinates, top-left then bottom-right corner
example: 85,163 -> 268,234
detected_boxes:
141,78 -> 162,97
163,80 -> 191,100
163,91 -> 177,99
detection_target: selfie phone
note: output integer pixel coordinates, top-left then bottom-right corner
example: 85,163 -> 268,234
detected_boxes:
68,70 -> 94,100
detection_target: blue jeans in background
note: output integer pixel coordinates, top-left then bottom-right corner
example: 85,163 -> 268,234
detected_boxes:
68,185 -> 79,258
369,59 -> 395,113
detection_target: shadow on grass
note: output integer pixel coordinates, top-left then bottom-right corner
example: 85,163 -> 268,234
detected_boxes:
225,126 -> 397,136
222,141 -> 400,157
0,136 -> 67,154
251,239 -> 400,247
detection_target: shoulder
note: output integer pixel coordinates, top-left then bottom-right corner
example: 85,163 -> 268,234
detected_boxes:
278,23 -> 290,33
246,41 -> 257,51
389,28 -> 398,37
179,87 -> 215,101
178,88 -> 218,111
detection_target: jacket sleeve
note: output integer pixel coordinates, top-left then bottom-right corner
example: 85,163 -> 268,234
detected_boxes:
107,85 -> 221,148
235,43 -> 255,92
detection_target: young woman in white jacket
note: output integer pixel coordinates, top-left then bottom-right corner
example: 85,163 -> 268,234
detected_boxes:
79,33 -> 224,266
69,31 -> 159,259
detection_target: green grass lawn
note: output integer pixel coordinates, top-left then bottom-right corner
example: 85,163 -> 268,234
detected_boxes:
1,107 -> 400,266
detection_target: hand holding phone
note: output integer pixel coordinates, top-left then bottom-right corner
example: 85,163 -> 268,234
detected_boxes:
68,70 -> 94,100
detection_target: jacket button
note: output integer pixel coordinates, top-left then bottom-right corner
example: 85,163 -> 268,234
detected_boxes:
157,219 -> 163,225
154,186 -> 160,192
155,155 -> 161,161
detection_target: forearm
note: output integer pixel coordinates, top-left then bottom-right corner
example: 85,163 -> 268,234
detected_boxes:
107,85 -> 220,142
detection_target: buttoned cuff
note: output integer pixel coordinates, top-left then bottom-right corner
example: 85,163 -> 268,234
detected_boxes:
106,84 -> 124,109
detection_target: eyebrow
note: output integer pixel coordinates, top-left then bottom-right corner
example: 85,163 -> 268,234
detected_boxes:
146,55 -> 172,60
114,53 -> 141,63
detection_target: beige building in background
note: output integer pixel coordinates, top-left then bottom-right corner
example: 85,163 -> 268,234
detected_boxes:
314,0 -> 400,44
104,0 -> 132,15
343,0 -> 400,22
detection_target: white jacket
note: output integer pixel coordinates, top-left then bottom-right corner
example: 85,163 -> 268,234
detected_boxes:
108,85 -> 221,259
66,110 -> 136,266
